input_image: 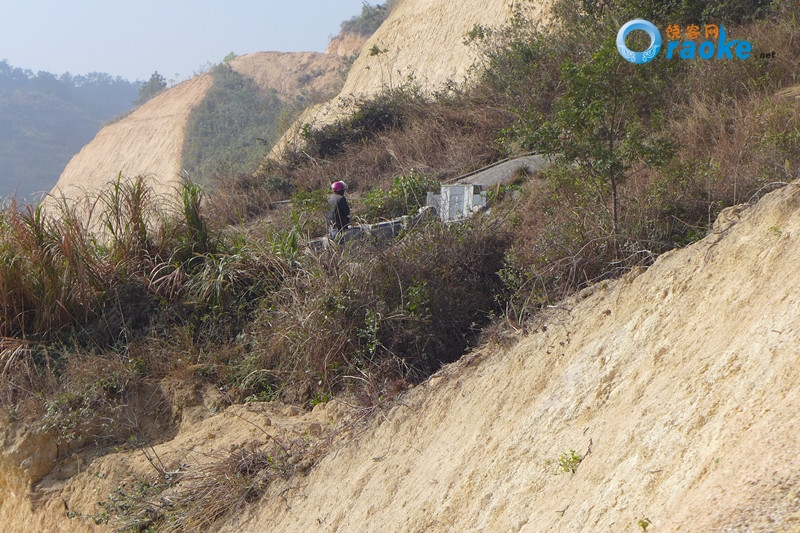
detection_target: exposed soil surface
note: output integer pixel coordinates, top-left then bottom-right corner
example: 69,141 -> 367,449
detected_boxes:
6,182 -> 800,532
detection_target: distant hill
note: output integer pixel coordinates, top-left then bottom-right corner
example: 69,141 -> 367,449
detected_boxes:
0,60 -> 139,200
48,1 -> 410,203
50,49 -> 358,203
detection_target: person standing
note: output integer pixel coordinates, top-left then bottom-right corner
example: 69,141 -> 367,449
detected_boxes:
327,181 -> 350,240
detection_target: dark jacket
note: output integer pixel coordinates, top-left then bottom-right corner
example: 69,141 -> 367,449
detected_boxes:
327,192 -> 350,230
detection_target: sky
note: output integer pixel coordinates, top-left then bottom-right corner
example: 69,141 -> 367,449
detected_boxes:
0,0 -> 369,82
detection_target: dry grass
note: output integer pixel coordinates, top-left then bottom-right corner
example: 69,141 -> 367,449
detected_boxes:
161,442 -> 293,532
95,429 -> 301,532
236,217 -> 510,404
209,88 -> 514,230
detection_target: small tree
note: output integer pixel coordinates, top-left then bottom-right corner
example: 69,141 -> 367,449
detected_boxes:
135,71 -> 167,105
531,39 -> 676,254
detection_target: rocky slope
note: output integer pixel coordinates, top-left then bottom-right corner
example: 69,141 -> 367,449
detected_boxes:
4,180 -> 799,531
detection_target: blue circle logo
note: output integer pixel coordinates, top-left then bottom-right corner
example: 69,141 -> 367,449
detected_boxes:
617,19 -> 662,64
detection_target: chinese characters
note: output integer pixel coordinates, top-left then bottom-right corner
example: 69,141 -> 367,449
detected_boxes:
665,24 -> 720,41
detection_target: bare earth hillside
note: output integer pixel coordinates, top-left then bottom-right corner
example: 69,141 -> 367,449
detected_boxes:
49,74 -> 214,203
273,0 -> 551,155
216,182 -> 800,532
339,0 -> 545,96
48,51 -> 346,203
229,51 -> 347,98
326,32 -> 370,57
4,181 -> 799,531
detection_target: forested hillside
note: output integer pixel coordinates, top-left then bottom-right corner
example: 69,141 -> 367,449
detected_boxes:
0,61 -> 138,199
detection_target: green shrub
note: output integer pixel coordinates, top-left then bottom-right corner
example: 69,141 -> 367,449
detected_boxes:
340,1 -> 397,36
363,171 -> 438,220
557,449 -> 583,474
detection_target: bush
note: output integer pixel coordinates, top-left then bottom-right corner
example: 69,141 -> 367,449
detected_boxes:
242,218 -> 510,404
340,1 -> 397,36
0,200 -> 104,340
299,87 -> 420,161
468,0 -> 800,322
363,171 -> 438,220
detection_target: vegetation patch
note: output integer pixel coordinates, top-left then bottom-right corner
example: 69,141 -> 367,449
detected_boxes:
340,1 -> 398,36
181,64 -> 294,186
92,439 -> 297,531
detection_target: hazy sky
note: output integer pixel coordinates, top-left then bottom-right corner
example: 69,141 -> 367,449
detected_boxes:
0,0 -> 368,82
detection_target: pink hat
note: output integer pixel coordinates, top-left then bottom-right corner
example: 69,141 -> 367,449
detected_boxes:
331,181 -> 347,192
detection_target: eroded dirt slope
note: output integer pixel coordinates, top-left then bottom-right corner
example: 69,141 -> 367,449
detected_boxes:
217,182 -> 800,532
49,74 -> 214,203
5,182 -> 799,531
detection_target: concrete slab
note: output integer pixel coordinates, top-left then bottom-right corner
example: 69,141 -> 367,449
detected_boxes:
455,154 -> 552,188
